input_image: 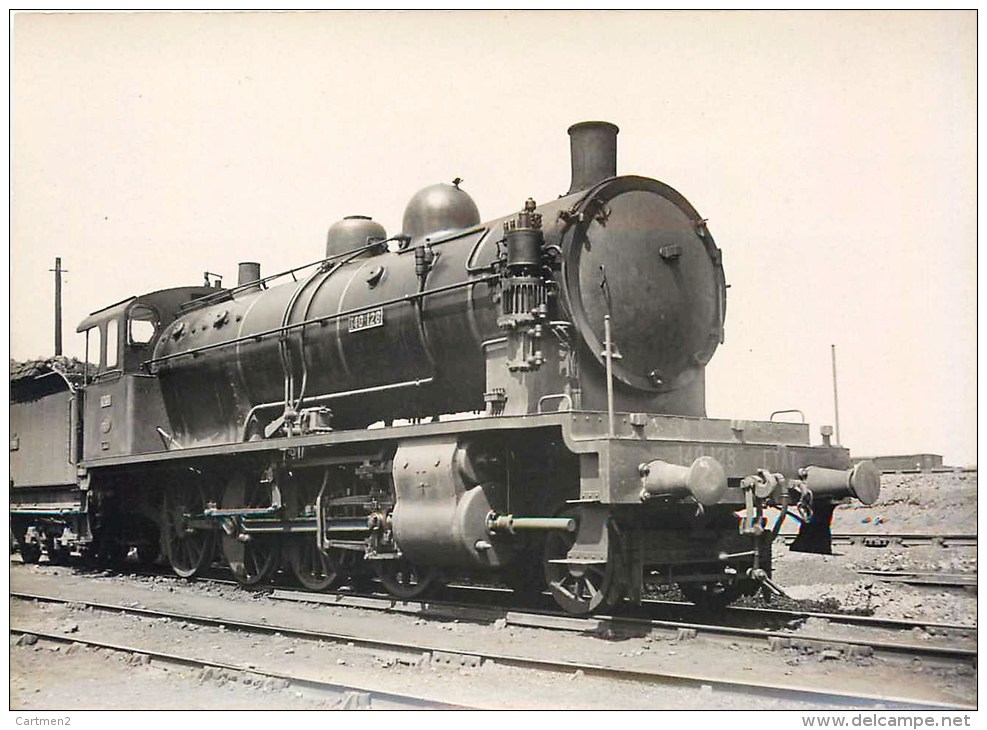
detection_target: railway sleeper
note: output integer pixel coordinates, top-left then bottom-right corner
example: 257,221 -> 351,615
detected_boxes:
767,636 -> 874,660
430,650 -> 483,669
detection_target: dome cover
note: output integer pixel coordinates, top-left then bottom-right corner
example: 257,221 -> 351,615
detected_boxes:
326,216 -> 387,258
402,182 -> 480,241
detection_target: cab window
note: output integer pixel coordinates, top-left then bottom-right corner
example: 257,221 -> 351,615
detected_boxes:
106,319 -> 118,369
129,305 -> 158,345
86,326 -> 101,370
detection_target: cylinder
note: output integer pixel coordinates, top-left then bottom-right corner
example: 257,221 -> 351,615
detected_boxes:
237,262 -> 262,292
567,121 -> 619,194
639,456 -> 727,506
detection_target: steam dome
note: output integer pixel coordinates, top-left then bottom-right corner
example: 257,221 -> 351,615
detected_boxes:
326,215 -> 387,258
401,182 -> 480,241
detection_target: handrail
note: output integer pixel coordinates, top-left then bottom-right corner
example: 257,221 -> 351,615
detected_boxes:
536,393 -> 573,414
144,274 -> 498,370
241,377 -> 434,441
178,236 -> 399,314
770,409 -> 805,423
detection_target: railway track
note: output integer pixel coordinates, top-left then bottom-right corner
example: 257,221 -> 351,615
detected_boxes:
778,533 -> 977,549
9,590 -> 974,710
856,571 -> 977,589
880,468 -> 977,475
210,580 -> 972,644
180,565 -> 981,643
10,626 -> 465,709
250,576 -> 979,639
637,596 -> 976,640
266,586 -> 976,666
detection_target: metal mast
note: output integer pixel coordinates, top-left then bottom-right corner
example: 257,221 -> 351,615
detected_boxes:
50,257 -> 66,356
831,344 -> 841,445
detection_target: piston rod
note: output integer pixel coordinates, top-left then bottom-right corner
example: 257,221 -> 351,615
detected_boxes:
201,506 -> 280,519
487,513 -> 576,534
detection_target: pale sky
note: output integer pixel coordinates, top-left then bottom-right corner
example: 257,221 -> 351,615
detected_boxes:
10,11 -> 976,465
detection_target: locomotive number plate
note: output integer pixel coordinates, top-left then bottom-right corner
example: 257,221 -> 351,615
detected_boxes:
348,307 -> 384,333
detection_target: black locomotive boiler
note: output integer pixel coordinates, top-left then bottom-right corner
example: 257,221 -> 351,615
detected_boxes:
9,122 -> 880,615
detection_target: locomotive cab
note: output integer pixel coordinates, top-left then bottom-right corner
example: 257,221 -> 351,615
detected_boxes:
78,298 -> 159,380
76,286 -> 216,459
77,286 -> 219,379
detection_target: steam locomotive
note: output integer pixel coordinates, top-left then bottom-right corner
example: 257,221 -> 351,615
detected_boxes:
10,122 -> 880,615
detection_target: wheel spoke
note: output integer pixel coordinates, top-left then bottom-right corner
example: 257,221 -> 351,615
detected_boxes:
308,547 -> 318,576
287,539 -> 339,591
552,579 -> 577,601
375,558 -> 436,599
543,508 -> 623,616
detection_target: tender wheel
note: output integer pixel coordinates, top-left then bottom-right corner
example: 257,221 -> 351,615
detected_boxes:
678,580 -> 747,611
162,485 -> 216,578
373,557 -> 437,600
543,509 -> 623,616
18,537 -> 41,565
48,541 -> 72,565
45,536 -> 73,566
134,524 -> 161,567
286,537 -> 342,591
93,536 -> 128,568
135,543 -> 160,567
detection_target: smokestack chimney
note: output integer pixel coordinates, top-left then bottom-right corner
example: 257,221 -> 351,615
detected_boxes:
237,262 -> 262,292
567,121 -> 619,194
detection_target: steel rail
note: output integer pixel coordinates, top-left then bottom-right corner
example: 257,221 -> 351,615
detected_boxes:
267,588 -> 976,666
779,533 -> 977,549
640,598 -> 977,635
9,591 -> 972,710
15,558 -> 977,636
14,558 -> 978,638
9,626 -> 468,710
265,581 -> 979,636
880,468 -> 977,475
855,571 -> 977,588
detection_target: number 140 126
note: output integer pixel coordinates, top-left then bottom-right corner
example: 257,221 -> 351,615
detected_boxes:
348,307 -> 384,333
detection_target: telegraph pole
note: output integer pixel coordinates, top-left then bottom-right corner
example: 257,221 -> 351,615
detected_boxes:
50,257 -> 66,356
831,344 -> 841,446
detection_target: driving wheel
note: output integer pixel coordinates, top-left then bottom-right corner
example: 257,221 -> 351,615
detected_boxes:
221,472 -> 280,587
162,484 -> 216,578
373,556 -> 438,600
286,537 -> 343,591
543,508 -> 623,616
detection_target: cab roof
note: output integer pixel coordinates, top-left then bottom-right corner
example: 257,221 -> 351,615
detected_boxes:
76,286 -> 219,333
